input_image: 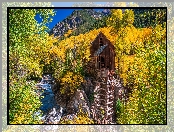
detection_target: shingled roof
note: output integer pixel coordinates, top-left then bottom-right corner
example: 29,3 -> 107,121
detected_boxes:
94,44 -> 108,56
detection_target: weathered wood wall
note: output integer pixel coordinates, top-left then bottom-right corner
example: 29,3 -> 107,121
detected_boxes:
90,32 -> 115,71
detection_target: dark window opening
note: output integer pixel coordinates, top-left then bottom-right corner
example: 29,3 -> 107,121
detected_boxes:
99,62 -> 101,69
100,42 -> 103,46
99,37 -> 103,46
101,56 -> 105,68
98,56 -> 105,69
101,56 -> 104,63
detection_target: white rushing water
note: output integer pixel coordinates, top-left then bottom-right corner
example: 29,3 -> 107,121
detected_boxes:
34,74 -> 63,124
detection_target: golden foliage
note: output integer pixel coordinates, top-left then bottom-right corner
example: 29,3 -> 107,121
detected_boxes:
117,24 -> 166,124
60,71 -> 84,95
59,105 -> 94,124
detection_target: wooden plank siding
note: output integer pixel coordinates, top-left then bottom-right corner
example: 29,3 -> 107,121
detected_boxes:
90,32 -> 116,70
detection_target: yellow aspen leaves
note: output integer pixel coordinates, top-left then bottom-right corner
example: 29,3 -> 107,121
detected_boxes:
60,71 -> 84,95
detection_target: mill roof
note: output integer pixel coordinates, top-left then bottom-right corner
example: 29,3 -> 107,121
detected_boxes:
94,44 -> 108,56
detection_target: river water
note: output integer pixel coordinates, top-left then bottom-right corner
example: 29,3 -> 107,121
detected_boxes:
34,74 -> 63,124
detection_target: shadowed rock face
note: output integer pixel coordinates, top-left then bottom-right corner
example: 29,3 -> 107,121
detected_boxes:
43,107 -> 64,124
89,69 -> 129,124
66,89 -> 90,116
35,70 -> 129,124
52,79 -> 92,115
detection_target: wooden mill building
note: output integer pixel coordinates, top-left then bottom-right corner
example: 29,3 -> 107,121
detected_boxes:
89,32 -> 116,71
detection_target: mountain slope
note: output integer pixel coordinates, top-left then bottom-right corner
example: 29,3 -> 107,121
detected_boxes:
49,9 -> 110,38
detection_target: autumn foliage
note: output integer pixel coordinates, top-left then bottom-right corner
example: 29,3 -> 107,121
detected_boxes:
59,105 -> 94,124
9,8 -> 56,124
9,8 -> 166,124
107,9 -> 166,124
